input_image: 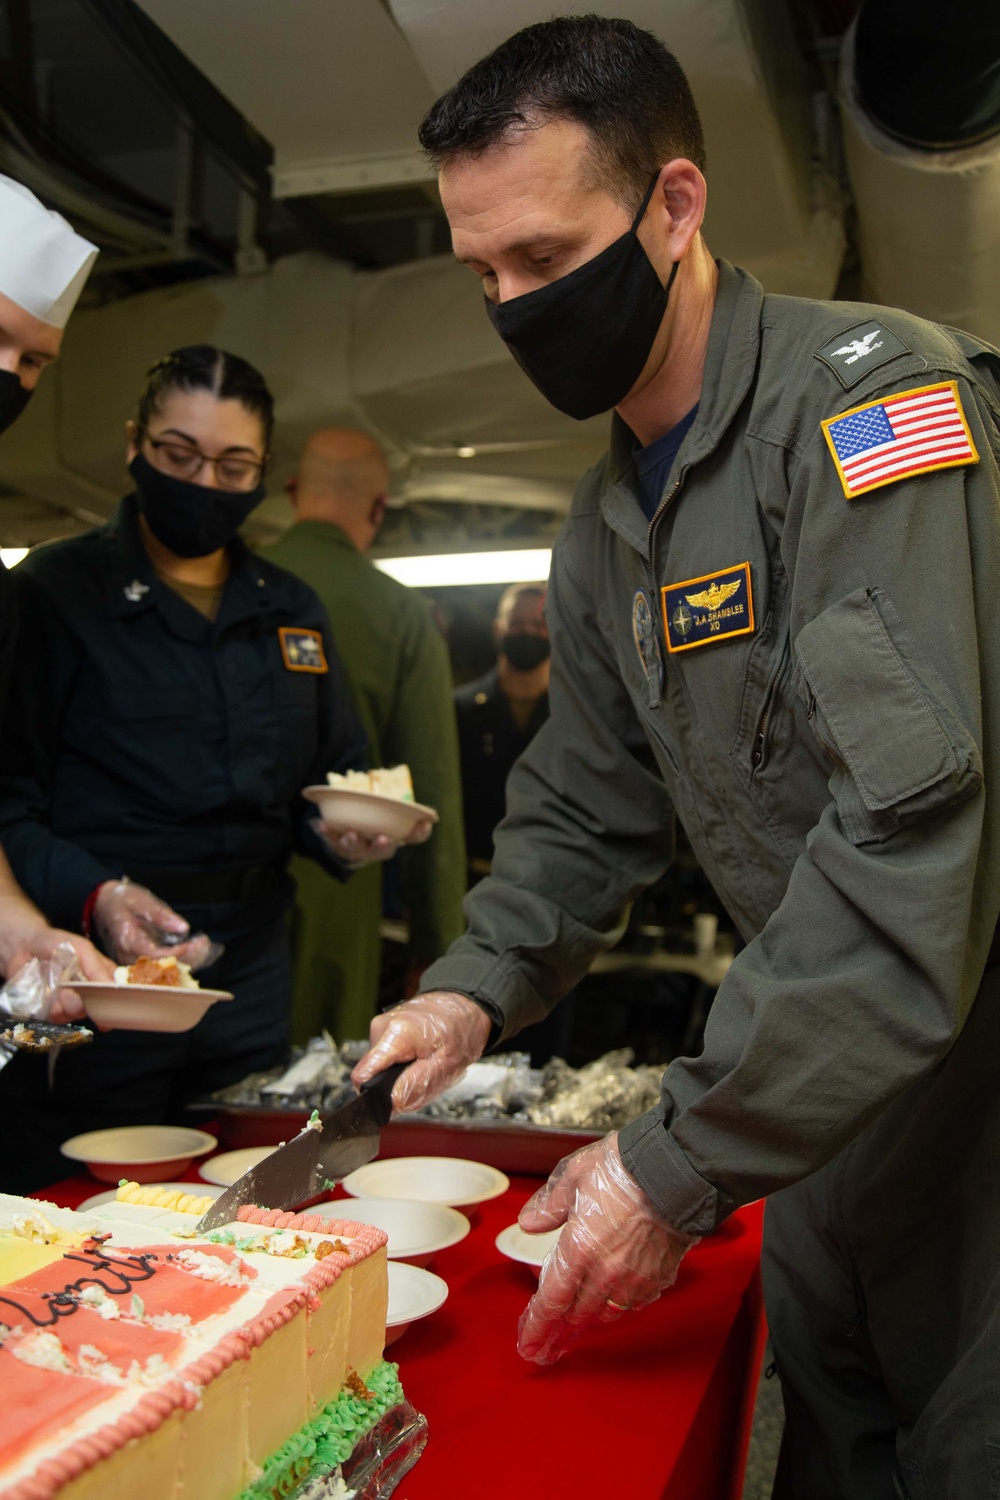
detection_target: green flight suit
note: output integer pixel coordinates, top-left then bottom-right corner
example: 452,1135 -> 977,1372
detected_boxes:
262,522 -> 466,1044
419,262 -> 1000,1497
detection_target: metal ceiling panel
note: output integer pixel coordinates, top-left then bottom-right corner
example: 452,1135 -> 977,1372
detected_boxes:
135,0 -> 437,194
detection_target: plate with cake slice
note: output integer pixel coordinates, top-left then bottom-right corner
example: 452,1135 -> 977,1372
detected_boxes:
303,763 -> 438,841
72,955 -> 233,1031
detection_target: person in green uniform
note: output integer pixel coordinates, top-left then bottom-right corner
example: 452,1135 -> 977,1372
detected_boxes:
353,18 -> 1000,1498
263,427 -> 466,1045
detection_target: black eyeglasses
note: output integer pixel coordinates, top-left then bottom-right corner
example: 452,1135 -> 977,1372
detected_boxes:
144,435 -> 267,492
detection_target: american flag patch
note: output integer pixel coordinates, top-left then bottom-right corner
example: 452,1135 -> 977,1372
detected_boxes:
821,380 -> 978,499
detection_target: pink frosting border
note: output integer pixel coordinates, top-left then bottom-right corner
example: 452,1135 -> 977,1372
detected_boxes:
0,1216 -> 386,1500
234,1206 -> 387,1258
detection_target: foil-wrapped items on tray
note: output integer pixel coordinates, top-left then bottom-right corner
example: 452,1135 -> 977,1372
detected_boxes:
421,1047 -> 664,1131
209,1033 -> 357,1114
209,1036 -> 664,1134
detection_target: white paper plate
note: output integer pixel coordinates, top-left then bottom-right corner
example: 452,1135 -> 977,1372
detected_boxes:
341,1156 -> 509,1208
385,1260 -> 449,1345
495,1221 -> 563,1270
78,1182 -> 225,1213
198,1145 -> 277,1187
70,982 -> 233,1033
316,1196 -> 470,1265
60,1125 -> 218,1185
302,786 -> 438,842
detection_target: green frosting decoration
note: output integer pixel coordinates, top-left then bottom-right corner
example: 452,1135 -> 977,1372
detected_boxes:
234,1362 -> 404,1500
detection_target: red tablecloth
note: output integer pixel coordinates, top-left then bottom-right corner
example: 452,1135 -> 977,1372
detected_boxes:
40,1170 -> 765,1500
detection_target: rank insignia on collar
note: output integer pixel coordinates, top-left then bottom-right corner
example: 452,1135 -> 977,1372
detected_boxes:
661,563 -> 754,654
814,320 -> 911,390
278,626 -> 328,673
821,380 -> 978,500
123,579 -> 149,601
632,589 -> 663,705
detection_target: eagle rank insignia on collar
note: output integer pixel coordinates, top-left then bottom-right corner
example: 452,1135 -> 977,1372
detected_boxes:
278,626 -> 328,673
661,563 -> 754,654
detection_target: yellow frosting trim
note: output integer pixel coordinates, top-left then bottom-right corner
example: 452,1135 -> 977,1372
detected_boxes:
116,1181 -> 215,1215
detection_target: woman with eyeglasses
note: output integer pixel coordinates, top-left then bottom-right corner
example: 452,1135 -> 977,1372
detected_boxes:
0,345 -> 423,1191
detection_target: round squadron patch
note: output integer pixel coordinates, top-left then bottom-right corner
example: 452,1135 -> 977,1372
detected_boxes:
632,589 -> 663,704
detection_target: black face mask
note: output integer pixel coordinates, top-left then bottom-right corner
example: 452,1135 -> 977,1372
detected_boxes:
485,174 -> 679,421
502,632 -> 551,672
0,370 -> 32,437
130,452 -> 265,558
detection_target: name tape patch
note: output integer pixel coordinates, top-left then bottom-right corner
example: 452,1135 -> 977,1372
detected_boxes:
821,380 -> 978,500
661,563 -> 754,654
279,626 -> 328,673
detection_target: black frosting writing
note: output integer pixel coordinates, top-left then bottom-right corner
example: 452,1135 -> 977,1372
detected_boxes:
0,1249 -> 160,1329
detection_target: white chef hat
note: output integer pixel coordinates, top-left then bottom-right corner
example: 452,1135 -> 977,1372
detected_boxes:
0,173 -> 98,330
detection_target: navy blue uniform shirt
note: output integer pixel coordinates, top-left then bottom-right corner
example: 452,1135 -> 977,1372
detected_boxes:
634,405 -> 700,520
454,667 -> 549,868
0,497 -> 366,931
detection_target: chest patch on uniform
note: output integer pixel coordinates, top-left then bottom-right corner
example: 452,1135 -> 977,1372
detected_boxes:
661,563 -> 754,654
278,626 -> 328,673
632,589 -> 663,703
821,380 -> 978,500
814,319 -> 911,390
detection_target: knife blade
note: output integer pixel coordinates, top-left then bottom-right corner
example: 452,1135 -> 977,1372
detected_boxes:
193,1062 -> 406,1234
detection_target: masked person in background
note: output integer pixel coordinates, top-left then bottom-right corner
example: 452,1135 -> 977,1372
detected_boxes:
454,583 -> 549,885
0,345 -> 429,1191
0,172 -> 113,1012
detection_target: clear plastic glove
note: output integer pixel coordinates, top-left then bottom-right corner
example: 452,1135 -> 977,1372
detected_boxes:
92,879 -> 223,971
516,1131 -> 699,1365
317,817 -> 433,869
351,992 -> 492,1112
0,930 -> 113,1026
0,937 -> 112,1024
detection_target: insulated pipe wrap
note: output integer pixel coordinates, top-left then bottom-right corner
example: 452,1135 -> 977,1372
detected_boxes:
840,23 -> 1000,346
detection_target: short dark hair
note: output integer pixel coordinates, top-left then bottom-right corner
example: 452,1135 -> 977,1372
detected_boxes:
137,345 -> 275,450
418,15 -> 705,212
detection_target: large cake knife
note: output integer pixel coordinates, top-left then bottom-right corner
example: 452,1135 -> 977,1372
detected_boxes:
193,1063 -> 406,1234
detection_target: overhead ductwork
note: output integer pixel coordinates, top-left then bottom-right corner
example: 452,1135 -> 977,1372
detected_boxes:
2,0 -> 848,545
0,248 -> 610,545
839,0 -> 1000,344
137,0 -> 844,293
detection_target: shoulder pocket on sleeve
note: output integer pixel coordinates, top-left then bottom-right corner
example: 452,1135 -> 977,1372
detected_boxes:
793,586 -> 982,844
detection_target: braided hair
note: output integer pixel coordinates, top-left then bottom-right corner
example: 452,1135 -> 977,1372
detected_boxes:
136,345 -> 274,450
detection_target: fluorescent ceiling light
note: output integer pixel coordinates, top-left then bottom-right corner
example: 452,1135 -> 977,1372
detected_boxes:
375,549 -> 552,588
0,548 -> 28,570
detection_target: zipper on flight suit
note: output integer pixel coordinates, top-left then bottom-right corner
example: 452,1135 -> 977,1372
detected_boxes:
645,478 -> 683,601
647,478 -> 682,554
752,702 -> 772,770
751,638 -> 791,776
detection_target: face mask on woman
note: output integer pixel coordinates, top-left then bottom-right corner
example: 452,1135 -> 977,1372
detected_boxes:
129,452 -> 265,557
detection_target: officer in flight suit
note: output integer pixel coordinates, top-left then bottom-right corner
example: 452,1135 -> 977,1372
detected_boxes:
353,17 -> 1000,1498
